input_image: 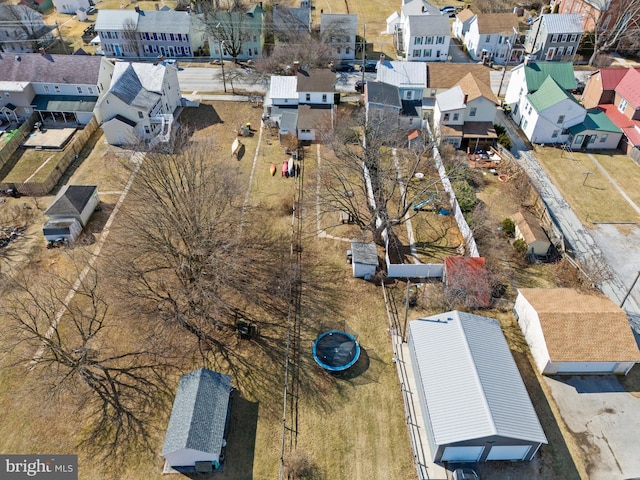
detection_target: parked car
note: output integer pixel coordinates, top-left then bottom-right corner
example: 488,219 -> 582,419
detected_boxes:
364,62 -> 377,72
440,5 -> 456,16
87,6 -> 97,14
453,468 -> 479,480
355,80 -> 366,93
332,62 -> 355,72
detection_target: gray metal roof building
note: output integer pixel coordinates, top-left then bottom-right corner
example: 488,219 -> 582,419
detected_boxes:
408,311 -> 547,463
162,368 -> 232,468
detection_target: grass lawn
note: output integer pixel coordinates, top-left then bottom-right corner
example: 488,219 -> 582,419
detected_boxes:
533,146 -> 640,224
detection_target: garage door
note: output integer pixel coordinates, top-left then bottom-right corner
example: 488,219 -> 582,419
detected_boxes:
486,445 -> 531,460
556,362 -> 617,374
442,446 -> 484,462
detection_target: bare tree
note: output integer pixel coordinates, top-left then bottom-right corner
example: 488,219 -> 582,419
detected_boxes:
1,262 -> 171,464
107,134 -> 291,368
0,5 -> 54,53
587,0 -> 640,65
121,18 -> 142,58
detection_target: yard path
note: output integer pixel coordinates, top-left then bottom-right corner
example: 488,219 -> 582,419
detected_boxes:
240,121 -> 263,228
392,148 -> 420,263
586,153 -> 640,216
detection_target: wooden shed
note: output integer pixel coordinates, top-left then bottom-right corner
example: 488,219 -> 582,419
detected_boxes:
512,211 -> 551,257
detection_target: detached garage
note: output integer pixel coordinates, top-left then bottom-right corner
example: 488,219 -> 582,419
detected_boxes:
514,288 -> 640,375
408,311 -> 547,463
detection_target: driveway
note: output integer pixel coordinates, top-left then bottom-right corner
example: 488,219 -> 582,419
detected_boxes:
544,375 -> 640,480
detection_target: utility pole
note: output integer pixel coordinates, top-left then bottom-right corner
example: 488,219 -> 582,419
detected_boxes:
361,23 -> 366,85
216,22 -> 227,93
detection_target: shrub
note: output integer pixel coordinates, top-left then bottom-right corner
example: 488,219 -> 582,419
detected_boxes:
500,217 -> 516,237
278,196 -> 294,216
498,133 -> 512,150
452,179 -> 476,213
494,124 -> 506,136
513,238 -> 528,253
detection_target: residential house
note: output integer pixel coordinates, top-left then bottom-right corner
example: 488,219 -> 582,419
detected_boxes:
453,7 -> 476,41
512,211 -> 551,257
376,59 -> 426,129
364,81 -> 402,129
0,52 -> 103,125
93,59 -> 181,146
581,67 -> 632,108
407,311 -> 547,462
320,14 -> 358,60
208,4 -> 266,61
95,9 -> 207,58
432,72 -> 499,149
514,288 -> 640,375
272,6 -> 311,43
19,0 -> 53,14
0,5 -> 55,53
388,0 -> 441,55
567,108 -> 622,149
523,14 -> 583,61
52,0 -> 90,14
264,67 -> 334,142
463,13 -> 519,64
162,368 -> 232,470
386,11 -> 401,35
403,14 -> 451,62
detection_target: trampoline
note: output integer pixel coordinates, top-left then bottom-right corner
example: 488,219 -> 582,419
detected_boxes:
312,330 -> 360,372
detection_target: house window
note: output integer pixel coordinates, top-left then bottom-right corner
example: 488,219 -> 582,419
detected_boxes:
153,32 -> 158,40
570,34 -> 578,42
566,46 -> 574,55
138,111 -> 144,119
253,35 -> 257,42
413,49 -> 421,57
424,49 -> 432,57
557,46 -> 565,56
557,115 -> 565,124
552,130 -> 559,138
54,85 -> 60,93
170,33 -> 174,41
453,113 -> 459,121
322,94 -> 327,102
77,87 -> 82,94
574,134 -> 584,144
522,119 -> 528,129
470,107 -> 477,117
306,93 -> 311,102
161,33 -> 167,41
589,135 -> 596,143
619,98 -> 629,112
254,48 -> 258,55
406,91 -> 413,100
4,92 -> 9,97
337,47 -> 341,54
144,126 -> 150,134
444,113 -> 450,121
414,37 -> 422,45
44,85 -> 50,93
600,134 -> 608,142
436,36 -> 444,44
426,36 -> 433,44
485,35 -> 491,42
551,34 -> 559,42
561,34 -> 568,42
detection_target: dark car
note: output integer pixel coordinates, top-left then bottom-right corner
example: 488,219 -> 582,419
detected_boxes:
453,468 -> 479,480
333,62 -> 355,72
364,62 -> 377,72
355,80 -> 366,93
87,6 -> 97,14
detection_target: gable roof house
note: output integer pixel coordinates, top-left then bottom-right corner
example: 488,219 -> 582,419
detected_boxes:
0,52 -> 103,125
581,67 -> 634,109
207,4 -> 266,62
453,7 -> 476,41
365,81 -> 403,130
512,210 -> 551,257
93,59 -> 181,146
162,368 -> 232,470
463,13 -> 519,65
407,311 -> 547,463
375,59 -> 427,129
402,14 -> 451,62
52,0 -> 90,15
95,9 -> 207,59
514,288 -> 640,375
321,14 -> 358,61
523,14 -> 583,61
0,5 -> 55,54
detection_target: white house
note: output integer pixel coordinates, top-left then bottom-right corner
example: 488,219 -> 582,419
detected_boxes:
463,12 -> 519,64
514,289 -> 640,375
43,185 -> 99,243
567,108 -> 623,150
94,59 -> 181,146
321,13 -> 358,60
403,14 -> 451,62
0,52 -> 103,125
53,0 -> 90,14
376,59 -> 426,101
386,11 -> 401,35
0,5 -> 55,53
408,311 -> 547,462
349,241 -> 378,278
162,368 -> 232,470
453,7 -> 475,41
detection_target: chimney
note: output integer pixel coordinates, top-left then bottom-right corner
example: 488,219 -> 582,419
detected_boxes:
421,5 -> 425,12
464,94 -> 468,104
293,61 -> 299,75
39,47 -> 45,55
380,53 -> 386,62
260,1 -> 263,7
134,5 -> 140,13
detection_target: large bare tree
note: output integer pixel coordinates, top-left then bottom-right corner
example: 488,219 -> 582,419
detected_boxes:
0,5 -> 54,53
587,0 -> 640,64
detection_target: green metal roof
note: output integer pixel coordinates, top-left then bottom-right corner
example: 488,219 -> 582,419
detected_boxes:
524,62 -> 577,92
568,108 -> 623,134
526,76 -> 579,112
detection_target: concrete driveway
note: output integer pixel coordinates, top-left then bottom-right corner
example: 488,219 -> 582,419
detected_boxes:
544,375 -> 640,480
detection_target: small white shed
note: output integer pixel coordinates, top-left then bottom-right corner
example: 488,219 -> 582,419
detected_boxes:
514,288 -> 640,375
512,210 -> 551,257
350,241 -> 378,279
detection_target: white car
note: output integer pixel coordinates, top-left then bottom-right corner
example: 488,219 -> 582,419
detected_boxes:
453,468 -> 479,480
440,5 -> 456,16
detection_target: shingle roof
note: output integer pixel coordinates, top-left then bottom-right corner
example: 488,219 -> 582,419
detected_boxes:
297,104 -> 331,129
568,108 -> 622,134
279,110 -> 298,132
616,68 -> 640,109
409,311 -> 548,446
350,241 -> 378,265
522,61 -> 577,92
455,71 -> 498,104
540,13 -> 583,34
526,75 -> 579,112
45,185 -> 97,217
476,12 -> 518,34
427,62 -> 491,89
297,69 -> 335,92
162,368 -> 232,457
376,60 -> 427,89
109,63 -> 162,110
512,210 -> 549,245
456,8 -> 475,22
0,53 -> 101,85
366,81 -> 402,108
407,14 -> 451,36
517,289 -> 640,362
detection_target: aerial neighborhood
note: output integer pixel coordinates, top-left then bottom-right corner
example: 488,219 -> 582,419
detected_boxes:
1,0 -> 640,478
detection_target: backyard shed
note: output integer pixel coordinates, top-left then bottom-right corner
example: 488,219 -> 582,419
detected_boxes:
512,210 -> 551,257
42,218 -> 83,243
349,241 -> 378,278
514,288 -> 640,375
408,311 -> 547,462
44,185 -> 99,227
162,368 -> 232,470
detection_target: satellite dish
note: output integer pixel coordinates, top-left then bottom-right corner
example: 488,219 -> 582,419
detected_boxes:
447,55 -> 452,61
